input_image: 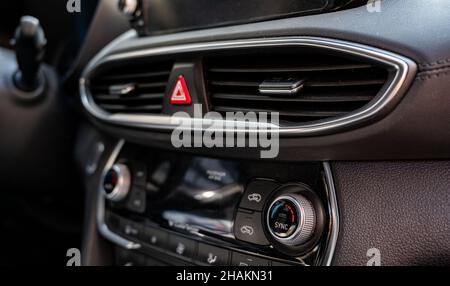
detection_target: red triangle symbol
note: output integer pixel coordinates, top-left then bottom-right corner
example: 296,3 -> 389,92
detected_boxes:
170,75 -> 192,105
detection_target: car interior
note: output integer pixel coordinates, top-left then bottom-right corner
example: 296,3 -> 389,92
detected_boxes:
0,0 -> 449,267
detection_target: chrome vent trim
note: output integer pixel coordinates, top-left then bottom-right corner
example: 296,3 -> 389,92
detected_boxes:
80,30 -> 416,136
321,162 -> 340,266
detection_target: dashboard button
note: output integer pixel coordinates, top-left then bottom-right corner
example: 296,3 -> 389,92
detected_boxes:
143,227 -> 168,249
119,219 -> 142,240
231,252 -> 269,266
168,235 -> 197,259
145,181 -> 161,194
132,162 -> 147,186
234,210 -> 269,245
240,179 -> 279,211
197,244 -> 229,266
125,185 -> 146,213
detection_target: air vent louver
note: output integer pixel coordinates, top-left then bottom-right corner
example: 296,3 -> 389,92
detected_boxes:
89,61 -> 173,114
206,51 -> 389,124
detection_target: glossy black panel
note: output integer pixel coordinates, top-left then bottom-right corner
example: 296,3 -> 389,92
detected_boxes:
108,143 -> 322,239
140,0 -> 362,35
158,157 -> 243,237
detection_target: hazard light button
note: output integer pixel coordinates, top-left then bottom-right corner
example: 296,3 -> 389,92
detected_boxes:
170,75 -> 192,105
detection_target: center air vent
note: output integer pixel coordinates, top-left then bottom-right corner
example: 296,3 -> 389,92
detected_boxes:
206,51 -> 389,124
81,35 -> 415,135
88,61 -> 173,114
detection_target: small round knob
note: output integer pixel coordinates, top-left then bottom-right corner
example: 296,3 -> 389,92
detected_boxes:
102,163 -> 131,202
266,194 -> 316,246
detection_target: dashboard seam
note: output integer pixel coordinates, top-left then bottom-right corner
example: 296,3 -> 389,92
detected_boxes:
416,67 -> 450,80
419,59 -> 450,71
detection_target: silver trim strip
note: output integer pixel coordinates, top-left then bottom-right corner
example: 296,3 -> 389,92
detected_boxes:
97,139 -> 141,250
80,32 -> 416,136
321,162 -> 340,266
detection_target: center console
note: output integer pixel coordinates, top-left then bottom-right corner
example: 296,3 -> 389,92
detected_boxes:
97,140 -> 338,266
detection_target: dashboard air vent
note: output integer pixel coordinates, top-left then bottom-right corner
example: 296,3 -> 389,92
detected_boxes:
206,51 -> 389,124
89,61 -> 173,114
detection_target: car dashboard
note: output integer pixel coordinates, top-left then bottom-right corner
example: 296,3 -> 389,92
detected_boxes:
1,0 -> 449,267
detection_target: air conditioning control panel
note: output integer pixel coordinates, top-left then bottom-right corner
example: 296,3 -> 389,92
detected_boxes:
98,142 -> 338,266
233,181 -> 325,257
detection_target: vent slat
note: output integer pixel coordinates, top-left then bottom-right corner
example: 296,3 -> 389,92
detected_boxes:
98,104 -> 163,112
210,80 -> 261,87
138,82 -> 167,89
305,79 -> 385,87
213,106 -> 347,118
211,93 -> 374,103
210,79 -> 385,88
209,64 -> 372,73
93,93 -> 165,102
98,71 -> 170,81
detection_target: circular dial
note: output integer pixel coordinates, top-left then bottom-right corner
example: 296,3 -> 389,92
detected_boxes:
268,199 -> 299,238
267,194 -> 316,246
102,163 -> 131,202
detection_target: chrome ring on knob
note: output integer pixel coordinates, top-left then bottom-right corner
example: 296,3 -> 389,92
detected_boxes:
266,194 -> 316,246
102,163 -> 131,202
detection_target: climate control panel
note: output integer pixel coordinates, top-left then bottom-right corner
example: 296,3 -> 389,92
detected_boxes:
98,142 -> 337,266
233,181 -> 325,257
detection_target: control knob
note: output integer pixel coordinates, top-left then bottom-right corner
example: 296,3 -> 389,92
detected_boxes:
102,163 -> 131,202
266,194 -> 316,246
